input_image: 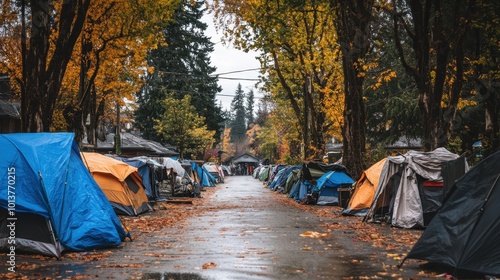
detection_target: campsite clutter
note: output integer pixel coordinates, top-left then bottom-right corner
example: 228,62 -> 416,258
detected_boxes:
363,147 -> 468,228
0,132 -> 226,259
1,133 -> 497,278
257,147 -> 468,230
252,146 -> 498,277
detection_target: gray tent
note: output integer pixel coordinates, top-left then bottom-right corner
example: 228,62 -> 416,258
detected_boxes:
400,150 -> 500,277
364,147 -> 468,228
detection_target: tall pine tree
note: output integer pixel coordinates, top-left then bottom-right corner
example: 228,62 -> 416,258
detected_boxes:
246,89 -> 255,124
135,0 -> 223,142
229,84 -> 247,151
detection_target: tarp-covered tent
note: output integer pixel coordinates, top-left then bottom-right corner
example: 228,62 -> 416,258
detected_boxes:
259,165 -> 271,182
302,161 -> 347,181
284,168 -> 301,194
155,157 -> 186,178
364,148 -> 468,228
190,162 -> 216,187
267,164 -> 287,186
269,165 -> 301,192
108,155 -> 163,201
289,161 -> 348,203
0,133 -> 126,258
400,151 -> 500,277
204,163 -> 224,183
82,152 -> 152,216
314,171 -> 355,205
343,158 -> 386,216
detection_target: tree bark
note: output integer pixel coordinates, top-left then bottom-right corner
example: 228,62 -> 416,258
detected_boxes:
334,0 -> 373,179
395,0 -> 471,151
21,0 -> 90,132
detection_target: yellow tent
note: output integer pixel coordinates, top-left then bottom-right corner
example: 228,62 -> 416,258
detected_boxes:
342,158 -> 386,216
81,152 -> 152,216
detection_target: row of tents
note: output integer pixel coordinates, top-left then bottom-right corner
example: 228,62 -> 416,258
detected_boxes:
255,161 -> 355,206
256,147 -> 468,229
255,147 -> 500,277
0,132 -> 222,258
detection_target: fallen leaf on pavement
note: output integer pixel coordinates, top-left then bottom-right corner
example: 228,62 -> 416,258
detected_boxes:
300,231 -> 330,238
202,262 -> 217,269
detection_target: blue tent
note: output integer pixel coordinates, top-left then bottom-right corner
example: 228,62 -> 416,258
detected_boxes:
0,133 -> 127,258
190,162 -> 216,187
314,171 -> 354,205
289,180 -> 313,203
269,165 -> 300,192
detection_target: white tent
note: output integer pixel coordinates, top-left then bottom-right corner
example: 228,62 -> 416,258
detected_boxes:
157,157 -> 185,177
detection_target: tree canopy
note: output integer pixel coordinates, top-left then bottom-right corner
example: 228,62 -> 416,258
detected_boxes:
135,0 -> 223,144
0,0 -> 498,171
154,93 -> 215,159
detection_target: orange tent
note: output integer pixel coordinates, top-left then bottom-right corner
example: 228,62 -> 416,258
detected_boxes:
81,152 -> 151,216
342,158 -> 386,216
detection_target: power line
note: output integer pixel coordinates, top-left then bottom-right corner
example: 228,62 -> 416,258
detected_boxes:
150,88 -> 264,99
156,70 -> 260,81
217,93 -> 263,99
218,77 -> 260,81
212,68 -> 260,76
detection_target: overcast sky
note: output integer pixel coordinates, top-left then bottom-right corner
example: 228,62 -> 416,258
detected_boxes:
202,13 -> 262,111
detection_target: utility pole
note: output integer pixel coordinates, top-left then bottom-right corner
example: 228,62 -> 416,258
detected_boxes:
114,101 -> 121,155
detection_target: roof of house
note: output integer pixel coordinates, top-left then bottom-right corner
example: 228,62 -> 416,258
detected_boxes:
83,132 -> 179,157
232,152 -> 260,164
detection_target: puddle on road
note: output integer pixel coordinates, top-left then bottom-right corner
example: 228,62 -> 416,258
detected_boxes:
141,272 -> 209,280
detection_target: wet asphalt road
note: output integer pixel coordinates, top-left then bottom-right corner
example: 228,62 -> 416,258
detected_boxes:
1,175 -> 434,279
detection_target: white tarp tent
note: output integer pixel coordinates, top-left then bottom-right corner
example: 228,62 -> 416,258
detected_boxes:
157,157 -> 185,177
364,147 -> 468,228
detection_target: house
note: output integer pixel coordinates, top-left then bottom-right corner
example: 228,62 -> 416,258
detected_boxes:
232,152 -> 260,175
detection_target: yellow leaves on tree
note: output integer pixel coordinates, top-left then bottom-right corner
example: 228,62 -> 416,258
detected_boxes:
0,0 -> 179,133
256,105 -> 301,164
220,127 -> 236,160
210,1 -> 344,160
55,0 -> 179,133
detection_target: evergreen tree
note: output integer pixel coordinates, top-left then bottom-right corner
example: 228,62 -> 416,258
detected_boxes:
365,6 -> 421,147
135,0 -> 223,142
229,84 -> 247,147
246,89 -> 255,124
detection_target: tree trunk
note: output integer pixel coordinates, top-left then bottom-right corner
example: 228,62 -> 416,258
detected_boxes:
334,0 -> 373,179
22,0 -> 50,132
396,0 -> 471,151
482,84 -> 499,158
114,102 -> 121,155
21,0 -> 90,132
303,75 -> 311,160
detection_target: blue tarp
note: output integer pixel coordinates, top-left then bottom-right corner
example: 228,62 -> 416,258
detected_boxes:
191,162 -> 216,187
314,171 -> 355,192
314,171 -> 354,205
269,165 -> 300,191
0,133 -> 126,252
